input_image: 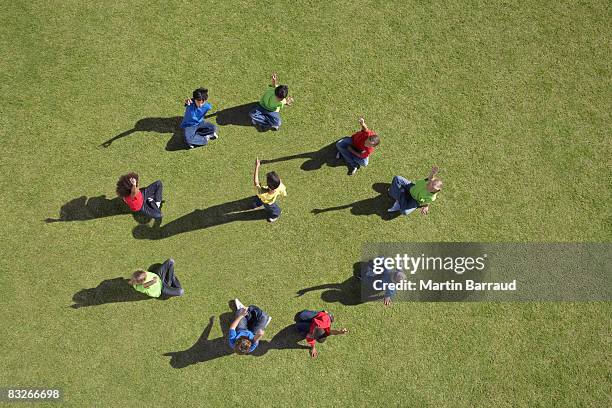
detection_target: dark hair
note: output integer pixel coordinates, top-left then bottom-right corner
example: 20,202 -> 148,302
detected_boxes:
274,85 -> 288,99
369,134 -> 381,146
192,87 -> 209,101
116,172 -> 138,197
234,337 -> 252,354
266,172 -> 281,190
313,328 -> 327,343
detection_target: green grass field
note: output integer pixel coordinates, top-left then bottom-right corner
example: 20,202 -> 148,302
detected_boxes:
1,1 -> 610,407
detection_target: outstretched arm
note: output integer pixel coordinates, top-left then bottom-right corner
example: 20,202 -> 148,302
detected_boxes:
359,116 -> 369,132
330,328 -> 349,336
253,158 -> 261,188
428,166 -> 439,180
271,73 -> 278,87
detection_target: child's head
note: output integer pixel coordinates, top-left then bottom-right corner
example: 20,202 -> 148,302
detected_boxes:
116,172 -> 139,197
192,88 -> 209,107
234,337 -> 252,354
131,270 -> 147,284
266,171 -> 281,190
365,134 -> 380,148
427,179 -> 443,193
274,85 -> 288,101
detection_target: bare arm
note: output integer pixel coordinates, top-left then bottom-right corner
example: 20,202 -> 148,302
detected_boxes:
359,117 -> 369,132
330,328 -> 349,336
428,166 -> 439,180
129,177 -> 138,198
253,158 -> 261,187
253,330 -> 265,343
271,73 -> 278,87
229,308 -> 248,330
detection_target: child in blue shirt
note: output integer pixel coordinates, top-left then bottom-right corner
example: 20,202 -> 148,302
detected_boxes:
228,298 -> 271,354
181,88 -> 218,148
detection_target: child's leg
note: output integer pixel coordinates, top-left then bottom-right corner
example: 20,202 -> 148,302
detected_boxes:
234,309 -> 249,331
266,111 -> 282,130
355,156 -> 369,168
335,137 -> 359,170
263,202 -> 281,219
196,121 -> 217,138
252,195 -> 264,208
184,125 -> 208,147
248,306 -> 271,333
249,105 -> 268,127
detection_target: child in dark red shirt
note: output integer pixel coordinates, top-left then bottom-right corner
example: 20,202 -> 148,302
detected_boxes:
335,117 -> 380,175
116,172 -> 163,219
294,310 -> 348,358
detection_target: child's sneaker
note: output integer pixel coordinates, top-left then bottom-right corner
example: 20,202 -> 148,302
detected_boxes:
209,132 -> 218,140
264,316 -> 272,328
271,126 -> 279,131
267,217 -> 279,223
348,167 -> 358,176
234,298 -> 245,311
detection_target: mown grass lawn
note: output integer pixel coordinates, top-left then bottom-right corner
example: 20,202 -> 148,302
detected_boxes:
1,1 -> 610,407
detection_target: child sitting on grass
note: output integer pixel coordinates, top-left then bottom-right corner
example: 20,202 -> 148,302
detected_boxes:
181,87 -> 218,148
249,73 -> 294,131
253,158 -> 287,223
335,117 -> 380,176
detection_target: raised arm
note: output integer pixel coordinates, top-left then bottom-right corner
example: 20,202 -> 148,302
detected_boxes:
358,117 -> 369,132
129,177 -> 138,198
253,158 -> 261,188
271,73 -> 278,88
428,166 -> 439,180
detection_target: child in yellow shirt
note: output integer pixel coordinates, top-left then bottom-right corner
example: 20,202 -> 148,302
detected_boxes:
253,158 -> 287,222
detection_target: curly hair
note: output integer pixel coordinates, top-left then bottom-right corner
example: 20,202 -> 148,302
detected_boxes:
116,172 -> 139,197
234,337 -> 252,354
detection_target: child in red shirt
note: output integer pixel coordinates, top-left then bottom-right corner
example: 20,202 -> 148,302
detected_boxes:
335,117 -> 380,175
116,172 -> 163,219
294,310 -> 348,358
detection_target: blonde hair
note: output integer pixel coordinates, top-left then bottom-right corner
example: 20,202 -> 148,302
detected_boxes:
431,179 -> 443,191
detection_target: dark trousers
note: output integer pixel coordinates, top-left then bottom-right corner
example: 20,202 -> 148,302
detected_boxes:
236,305 -> 270,333
294,309 -> 319,334
156,258 -> 183,297
253,196 -> 281,218
140,180 -> 163,219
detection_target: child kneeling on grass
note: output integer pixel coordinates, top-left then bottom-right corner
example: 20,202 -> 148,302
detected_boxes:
181,87 -> 218,148
228,299 -> 271,355
253,158 -> 287,223
335,117 -> 380,176
128,258 -> 184,298
249,73 -> 294,131
294,310 -> 348,358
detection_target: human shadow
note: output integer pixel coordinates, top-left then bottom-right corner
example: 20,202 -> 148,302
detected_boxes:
164,315 -> 308,368
295,262 -> 366,306
132,197 -> 267,240
100,116 -> 188,151
71,277 -> 152,309
206,102 -> 258,126
311,183 -> 398,220
260,142 -> 344,171
45,195 -> 131,223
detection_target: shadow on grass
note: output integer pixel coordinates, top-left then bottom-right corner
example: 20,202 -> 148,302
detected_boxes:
44,195 -> 154,224
295,262 -> 366,306
45,195 -> 130,223
260,142 -> 344,171
99,102 -> 259,150
71,277 -> 152,308
100,116 -> 188,151
132,197 -> 267,240
311,183 -> 398,220
164,315 -> 308,368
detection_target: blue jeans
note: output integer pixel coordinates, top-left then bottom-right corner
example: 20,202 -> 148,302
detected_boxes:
236,305 -> 270,333
389,176 -> 418,215
253,196 -> 281,218
336,137 -> 369,171
293,310 -> 320,334
249,104 -> 282,129
183,120 -> 217,147
140,180 -> 163,219
156,258 -> 183,297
